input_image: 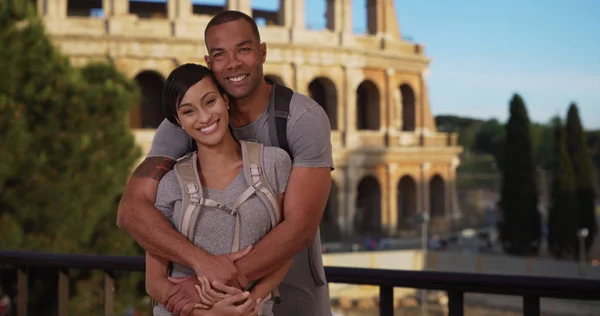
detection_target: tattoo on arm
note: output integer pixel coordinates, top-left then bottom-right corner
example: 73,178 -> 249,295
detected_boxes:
132,157 -> 176,181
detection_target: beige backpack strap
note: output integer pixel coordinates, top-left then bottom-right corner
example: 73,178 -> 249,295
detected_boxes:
174,152 -> 203,241
238,140 -> 282,229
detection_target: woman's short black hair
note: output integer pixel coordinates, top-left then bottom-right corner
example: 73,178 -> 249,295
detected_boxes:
162,63 -> 225,126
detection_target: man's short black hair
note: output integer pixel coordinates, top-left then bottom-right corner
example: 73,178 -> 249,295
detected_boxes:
204,10 -> 261,47
162,63 -> 225,126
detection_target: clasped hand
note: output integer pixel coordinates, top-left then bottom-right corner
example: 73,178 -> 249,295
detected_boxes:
163,276 -> 261,316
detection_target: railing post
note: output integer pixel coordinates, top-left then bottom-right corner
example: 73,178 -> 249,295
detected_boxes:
379,286 -> 393,315
447,291 -> 464,316
17,268 -> 28,316
58,269 -> 69,316
104,271 -> 115,316
523,295 -> 540,316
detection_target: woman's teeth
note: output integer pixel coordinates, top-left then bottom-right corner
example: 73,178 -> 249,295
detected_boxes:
201,121 -> 217,132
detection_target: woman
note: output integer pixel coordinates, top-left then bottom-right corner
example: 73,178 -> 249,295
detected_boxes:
145,63 -> 293,316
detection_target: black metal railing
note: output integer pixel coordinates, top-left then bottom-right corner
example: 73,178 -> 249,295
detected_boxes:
1,250 -> 600,316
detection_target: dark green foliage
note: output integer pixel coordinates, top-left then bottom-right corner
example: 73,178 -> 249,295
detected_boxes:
0,0 -> 145,313
547,119 -> 578,258
565,104 -> 598,257
498,94 -> 542,256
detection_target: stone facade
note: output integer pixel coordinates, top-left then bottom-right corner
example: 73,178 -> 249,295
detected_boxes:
34,0 -> 463,241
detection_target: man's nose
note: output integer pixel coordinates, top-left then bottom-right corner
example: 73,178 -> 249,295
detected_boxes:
227,53 -> 243,69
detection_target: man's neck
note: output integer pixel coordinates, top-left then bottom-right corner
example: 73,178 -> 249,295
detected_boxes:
230,82 -> 272,128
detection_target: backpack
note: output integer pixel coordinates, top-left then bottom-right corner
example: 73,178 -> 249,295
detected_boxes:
173,140 -> 281,249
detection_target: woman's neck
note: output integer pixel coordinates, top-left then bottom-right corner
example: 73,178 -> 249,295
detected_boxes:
195,133 -> 241,175
229,81 -> 272,128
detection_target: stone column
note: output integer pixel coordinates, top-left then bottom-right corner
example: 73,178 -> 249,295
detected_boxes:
102,0 -> 129,17
387,163 -> 399,234
421,162 -> 431,215
41,0 -> 67,18
326,0 -> 352,33
344,68 -> 364,148
167,0 -> 192,20
385,68 -> 396,138
279,0 -> 304,29
377,165 -> 390,234
366,0 -> 401,38
226,0 -> 252,16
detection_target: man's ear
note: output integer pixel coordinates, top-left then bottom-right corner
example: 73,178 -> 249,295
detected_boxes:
260,42 -> 267,64
204,55 -> 211,69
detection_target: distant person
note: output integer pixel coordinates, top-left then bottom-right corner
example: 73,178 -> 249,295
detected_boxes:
118,10 -> 334,316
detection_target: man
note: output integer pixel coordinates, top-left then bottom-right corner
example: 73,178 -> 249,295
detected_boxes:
117,10 -> 334,316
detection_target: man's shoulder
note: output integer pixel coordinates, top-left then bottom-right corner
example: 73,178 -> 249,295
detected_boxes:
262,145 -> 292,165
288,91 -> 328,127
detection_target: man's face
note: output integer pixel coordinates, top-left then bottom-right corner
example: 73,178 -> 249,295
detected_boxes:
204,20 -> 266,100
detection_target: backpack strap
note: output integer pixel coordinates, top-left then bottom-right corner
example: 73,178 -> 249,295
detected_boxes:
267,83 -> 293,157
174,152 -> 240,248
234,140 -> 282,229
174,152 -> 203,241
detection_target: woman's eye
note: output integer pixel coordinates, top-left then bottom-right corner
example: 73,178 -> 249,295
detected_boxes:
205,99 -> 215,106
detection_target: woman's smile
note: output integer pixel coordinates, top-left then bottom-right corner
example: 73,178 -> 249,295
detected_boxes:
196,118 -> 220,135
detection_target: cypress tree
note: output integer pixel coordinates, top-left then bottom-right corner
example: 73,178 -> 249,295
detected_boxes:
565,103 -> 598,258
498,94 -> 542,256
547,118 -> 578,259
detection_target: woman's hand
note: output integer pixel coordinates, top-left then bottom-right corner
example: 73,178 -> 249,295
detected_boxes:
191,291 -> 257,316
194,276 -> 232,306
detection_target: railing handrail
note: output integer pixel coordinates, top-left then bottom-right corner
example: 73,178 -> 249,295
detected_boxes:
2,249 -> 600,302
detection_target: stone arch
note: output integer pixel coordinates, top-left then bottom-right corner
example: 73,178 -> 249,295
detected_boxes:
356,80 -> 380,130
132,70 -> 165,129
397,175 -> 417,227
264,74 -> 285,86
429,174 -> 445,217
354,175 -> 382,235
308,76 -> 338,130
321,179 -> 340,242
400,83 -> 416,131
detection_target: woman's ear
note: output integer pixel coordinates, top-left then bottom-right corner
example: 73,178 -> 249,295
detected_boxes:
223,94 -> 230,110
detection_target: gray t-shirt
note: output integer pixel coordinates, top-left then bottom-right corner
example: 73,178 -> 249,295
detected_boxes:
153,146 -> 291,316
148,87 -> 334,316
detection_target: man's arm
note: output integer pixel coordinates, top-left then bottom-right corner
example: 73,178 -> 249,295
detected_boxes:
118,157 -> 205,268
236,101 -> 333,281
236,168 -> 330,280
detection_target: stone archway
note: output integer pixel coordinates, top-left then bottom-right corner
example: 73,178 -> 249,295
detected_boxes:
356,80 -> 380,130
308,77 -> 338,130
354,175 -> 381,235
400,84 -> 416,131
430,174 -> 445,217
321,179 -> 340,242
133,70 -> 165,129
264,74 -> 285,86
397,175 -> 417,228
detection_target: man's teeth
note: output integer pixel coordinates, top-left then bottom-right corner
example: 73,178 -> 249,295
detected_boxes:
229,75 -> 247,82
201,122 -> 217,132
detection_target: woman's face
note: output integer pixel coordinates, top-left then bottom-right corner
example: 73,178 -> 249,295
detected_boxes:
176,77 -> 230,148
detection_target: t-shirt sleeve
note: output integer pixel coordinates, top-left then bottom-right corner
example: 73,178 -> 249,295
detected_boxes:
154,170 -> 180,226
287,98 -> 334,170
147,119 -> 194,160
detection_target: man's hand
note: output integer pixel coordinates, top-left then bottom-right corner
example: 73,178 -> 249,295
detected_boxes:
192,246 -> 252,290
162,276 -> 203,316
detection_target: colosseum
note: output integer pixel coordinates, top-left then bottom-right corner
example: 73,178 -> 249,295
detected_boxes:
34,0 -> 463,242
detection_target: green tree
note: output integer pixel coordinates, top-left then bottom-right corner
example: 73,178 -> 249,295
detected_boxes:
565,103 -> 598,258
546,118 -> 578,259
0,0 -> 145,314
498,94 -> 542,256
473,118 -> 504,159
